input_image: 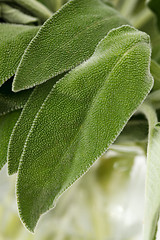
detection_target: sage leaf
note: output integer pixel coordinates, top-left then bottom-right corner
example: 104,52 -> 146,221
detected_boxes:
0,3 -> 39,24
0,110 -> 21,170
13,0 -> 52,22
17,25 -> 153,231
0,79 -> 32,116
8,76 -> 61,175
138,102 -> 159,240
143,123 -> 160,240
0,23 -> 39,86
13,0 -> 127,92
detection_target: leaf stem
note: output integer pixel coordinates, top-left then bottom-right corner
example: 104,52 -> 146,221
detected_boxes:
138,101 -> 158,132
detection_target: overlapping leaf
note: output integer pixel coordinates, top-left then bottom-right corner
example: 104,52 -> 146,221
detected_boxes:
150,60 -> 160,91
8,75 -> 62,175
0,110 -> 21,170
16,26 -> 153,231
0,23 -> 39,86
0,3 -> 39,24
0,78 -> 32,116
13,0 -> 127,92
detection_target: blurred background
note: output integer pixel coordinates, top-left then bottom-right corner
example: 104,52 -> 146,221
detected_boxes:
0,146 -> 146,240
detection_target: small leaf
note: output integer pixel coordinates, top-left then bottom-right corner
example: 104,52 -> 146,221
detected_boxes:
17,25 -> 153,231
0,3 -> 39,24
8,75 -> 61,175
0,110 -> 21,170
13,0 -> 127,92
0,23 -> 39,86
0,78 -> 32,116
13,0 -> 52,22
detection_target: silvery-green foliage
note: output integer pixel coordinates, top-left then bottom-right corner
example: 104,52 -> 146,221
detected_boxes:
0,0 -> 160,237
16,25 -> 153,231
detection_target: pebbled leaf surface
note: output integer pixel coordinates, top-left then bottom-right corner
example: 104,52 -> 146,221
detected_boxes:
8,76 -> 62,175
0,23 -> 39,86
0,110 -> 21,170
0,78 -> 32,116
13,0 -> 127,91
17,26 -> 153,231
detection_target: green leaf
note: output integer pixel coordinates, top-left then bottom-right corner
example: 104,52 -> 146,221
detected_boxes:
8,75 -> 61,175
16,25 -> 153,232
13,0 -> 127,92
138,102 -> 159,240
0,3 -> 39,24
0,110 -> 21,170
147,0 -> 160,30
143,124 -> 160,240
13,0 -> 52,22
0,79 -> 32,116
0,23 -> 39,86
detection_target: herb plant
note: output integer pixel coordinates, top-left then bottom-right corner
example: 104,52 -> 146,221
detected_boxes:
0,0 -> 160,239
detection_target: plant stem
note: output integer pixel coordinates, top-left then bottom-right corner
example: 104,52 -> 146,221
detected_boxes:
138,101 -> 158,133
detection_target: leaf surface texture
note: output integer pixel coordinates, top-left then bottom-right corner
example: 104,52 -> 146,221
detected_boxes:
16,26 -> 153,231
0,110 -> 21,170
0,23 -> 39,86
8,76 -> 61,175
0,79 -> 32,116
13,0 -> 127,91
